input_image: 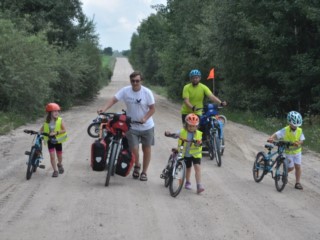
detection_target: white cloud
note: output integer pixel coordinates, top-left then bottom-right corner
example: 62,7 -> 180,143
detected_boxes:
81,0 -> 167,50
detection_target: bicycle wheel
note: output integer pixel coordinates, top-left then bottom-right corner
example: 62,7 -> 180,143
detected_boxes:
253,152 -> 266,182
219,137 -> 225,156
274,156 -> 288,192
87,122 -> 100,138
169,160 -> 186,197
26,147 -> 36,180
164,156 -> 173,188
217,115 -> 227,125
105,142 -> 117,186
213,134 -> 222,167
207,131 -> 214,160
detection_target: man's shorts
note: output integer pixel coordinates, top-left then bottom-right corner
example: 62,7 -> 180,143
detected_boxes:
126,127 -> 155,148
285,152 -> 302,168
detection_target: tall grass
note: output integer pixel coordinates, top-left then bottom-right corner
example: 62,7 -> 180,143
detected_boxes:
223,109 -> 320,153
147,84 -> 320,154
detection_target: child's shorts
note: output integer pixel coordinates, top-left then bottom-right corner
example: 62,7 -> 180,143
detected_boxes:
285,152 -> 302,168
184,156 -> 201,168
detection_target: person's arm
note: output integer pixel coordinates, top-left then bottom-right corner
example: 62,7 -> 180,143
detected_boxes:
208,94 -> 227,106
57,121 -> 66,135
267,133 -> 277,142
141,104 -> 155,123
97,96 -> 118,113
183,98 -> 195,111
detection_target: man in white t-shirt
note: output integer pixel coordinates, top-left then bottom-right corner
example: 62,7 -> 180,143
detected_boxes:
98,71 -> 155,181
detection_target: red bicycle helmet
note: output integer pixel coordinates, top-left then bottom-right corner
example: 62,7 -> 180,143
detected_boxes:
185,113 -> 199,126
45,103 -> 61,112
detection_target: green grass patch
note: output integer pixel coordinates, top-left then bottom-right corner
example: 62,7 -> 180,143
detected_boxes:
223,109 -> 320,153
0,112 -> 28,135
145,84 -> 168,98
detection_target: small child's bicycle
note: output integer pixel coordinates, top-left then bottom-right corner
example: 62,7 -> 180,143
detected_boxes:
87,112 -> 111,138
160,134 -> 199,197
24,130 -> 50,180
252,140 -> 293,192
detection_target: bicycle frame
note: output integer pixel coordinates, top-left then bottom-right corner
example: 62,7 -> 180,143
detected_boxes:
258,144 -> 288,178
253,141 -> 292,192
24,130 -> 48,180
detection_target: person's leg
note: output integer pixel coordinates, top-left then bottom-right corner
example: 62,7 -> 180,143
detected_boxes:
295,164 -> 302,183
193,158 -> 204,193
126,129 -> 141,178
139,128 -> 155,181
184,157 -> 192,189
194,164 -> 201,184
48,142 -> 58,177
141,145 -> 151,174
55,144 -> 64,173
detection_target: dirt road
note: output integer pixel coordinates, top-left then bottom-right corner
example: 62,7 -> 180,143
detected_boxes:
1,58 -> 320,240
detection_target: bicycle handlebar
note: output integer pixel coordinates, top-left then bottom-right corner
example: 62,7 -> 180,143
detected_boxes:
24,129 -> 49,137
164,132 -> 201,146
267,140 -> 294,148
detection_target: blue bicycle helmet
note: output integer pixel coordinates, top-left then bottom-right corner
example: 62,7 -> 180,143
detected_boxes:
287,111 -> 303,127
189,69 -> 201,78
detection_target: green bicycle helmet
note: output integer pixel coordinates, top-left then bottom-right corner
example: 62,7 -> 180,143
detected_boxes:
287,111 -> 302,127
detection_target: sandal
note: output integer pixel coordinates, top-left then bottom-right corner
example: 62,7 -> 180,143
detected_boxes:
52,171 -> 58,178
132,165 -> 141,179
295,183 -> 303,190
140,172 -> 148,181
57,163 -> 64,174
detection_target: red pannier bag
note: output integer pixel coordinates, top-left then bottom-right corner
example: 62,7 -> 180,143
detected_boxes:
91,139 -> 107,171
115,149 -> 135,177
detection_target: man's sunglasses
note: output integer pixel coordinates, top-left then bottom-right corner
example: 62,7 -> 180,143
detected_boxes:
131,79 -> 141,83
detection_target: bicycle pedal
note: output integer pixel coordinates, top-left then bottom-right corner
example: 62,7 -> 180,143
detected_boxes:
25,151 -> 31,155
39,165 -> 45,169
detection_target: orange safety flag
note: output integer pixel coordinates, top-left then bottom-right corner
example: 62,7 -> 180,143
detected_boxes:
207,68 -> 215,80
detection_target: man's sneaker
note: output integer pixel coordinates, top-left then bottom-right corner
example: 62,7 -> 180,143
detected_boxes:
185,181 -> 192,190
197,184 -> 205,194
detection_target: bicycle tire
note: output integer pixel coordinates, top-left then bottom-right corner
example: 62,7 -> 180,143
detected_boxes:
253,152 -> 266,182
164,156 -> 173,188
220,137 -> 225,156
218,115 -> 227,125
274,156 -> 288,192
26,147 -> 36,180
169,161 -> 186,197
87,122 -> 100,138
207,131 -> 214,160
213,134 -> 222,167
105,142 -> 117,186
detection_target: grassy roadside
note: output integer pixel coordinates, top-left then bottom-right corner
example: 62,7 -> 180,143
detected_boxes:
0,55 -> 116,135
148,85 -> 320,153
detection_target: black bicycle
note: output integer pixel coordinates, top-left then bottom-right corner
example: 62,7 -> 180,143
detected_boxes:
253,140 -> 293,192
24,130 -> 50,180
160,134 -> 200,197
103,110 -> 141,186
87,112 -> 111,138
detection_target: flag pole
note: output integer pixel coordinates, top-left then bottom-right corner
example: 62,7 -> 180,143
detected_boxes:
207,68 -> 215,94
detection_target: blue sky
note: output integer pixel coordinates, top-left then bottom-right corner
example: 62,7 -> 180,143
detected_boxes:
81,0 -> 167,51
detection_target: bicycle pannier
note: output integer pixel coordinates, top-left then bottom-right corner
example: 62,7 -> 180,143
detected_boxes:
115,149 -> 135,177
91,139 -> 107,171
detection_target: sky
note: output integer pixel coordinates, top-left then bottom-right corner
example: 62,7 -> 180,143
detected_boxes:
81,0 -> 167,51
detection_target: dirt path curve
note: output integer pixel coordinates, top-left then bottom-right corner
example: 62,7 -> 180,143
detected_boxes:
0,57 -> 320,240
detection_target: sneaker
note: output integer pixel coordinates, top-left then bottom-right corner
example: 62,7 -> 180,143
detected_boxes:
185,181 -> 192,190
197,184 -> 205,194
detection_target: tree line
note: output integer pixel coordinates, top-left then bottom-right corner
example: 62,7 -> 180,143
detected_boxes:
0,0 -> 112,119
129,0 -> 320,117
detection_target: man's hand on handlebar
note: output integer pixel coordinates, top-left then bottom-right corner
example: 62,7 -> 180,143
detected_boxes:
220,101 -> 227,107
